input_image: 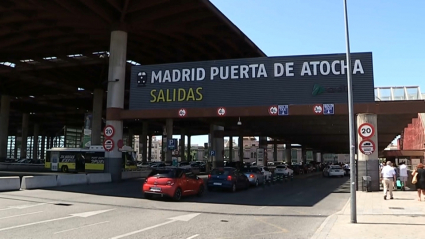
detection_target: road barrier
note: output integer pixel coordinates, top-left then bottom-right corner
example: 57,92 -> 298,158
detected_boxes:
87,173 -> 112,184
21,175 -> 57,189
57,174 -> 87,186
0,176 -> 21,191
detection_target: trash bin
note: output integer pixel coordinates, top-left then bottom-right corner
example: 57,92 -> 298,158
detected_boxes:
362,176 -> 372,192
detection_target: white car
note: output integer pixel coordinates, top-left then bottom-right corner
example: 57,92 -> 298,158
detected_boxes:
274,165 -> 294,176
258,166 -> 272,181
323,165 -> 345,177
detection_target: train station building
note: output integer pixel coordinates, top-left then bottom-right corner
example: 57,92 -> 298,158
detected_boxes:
1,0 -> 425,191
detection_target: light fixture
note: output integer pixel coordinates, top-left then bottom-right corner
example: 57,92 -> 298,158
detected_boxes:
237,117 -> 242,126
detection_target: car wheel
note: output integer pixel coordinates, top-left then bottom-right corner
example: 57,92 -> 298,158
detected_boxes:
255,179 -> 259,187
173,188 -> 182,201
231,183 -> 236,192
61,166 -> 68,173
197,185 -> 204,197
144,193 -> 153,199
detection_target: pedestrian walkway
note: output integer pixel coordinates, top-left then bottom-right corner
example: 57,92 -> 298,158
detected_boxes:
311,190 -> 425,239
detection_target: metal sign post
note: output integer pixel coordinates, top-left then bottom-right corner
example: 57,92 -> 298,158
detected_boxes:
343,0 -> 357,223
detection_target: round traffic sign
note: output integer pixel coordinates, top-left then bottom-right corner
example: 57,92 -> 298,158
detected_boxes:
268,106 -> 278,115
104,125 -> 115,138
178,108 -> 187,117
117,139 -> 124,149
313,104 -> 323,114
358,123 -> 375,139
103,138 -> 114,152
359,139 -> 375,155
217,107 -> 226,116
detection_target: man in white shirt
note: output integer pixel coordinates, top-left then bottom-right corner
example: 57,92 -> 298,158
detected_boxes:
398,162 -> 408,191
381,161 -> 397,200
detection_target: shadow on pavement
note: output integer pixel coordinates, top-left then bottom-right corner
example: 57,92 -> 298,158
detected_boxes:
38,173 -> 350,207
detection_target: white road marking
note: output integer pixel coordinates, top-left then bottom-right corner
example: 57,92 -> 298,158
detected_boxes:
54,221 -> 110,234
186,234 -> 200,239
110,213 -> 201,239
0,209 -> 114,233
0,211 -> 43,220
258,206 -> 267,210
0,201 -> 56,211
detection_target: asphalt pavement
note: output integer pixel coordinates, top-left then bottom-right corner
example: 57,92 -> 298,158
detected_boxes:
0,174 -> 350,239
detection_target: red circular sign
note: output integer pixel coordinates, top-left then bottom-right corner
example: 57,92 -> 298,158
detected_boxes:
313,104 -> 323,114
103,138 -> 114,152
359,139 -> 375,155
117,139 -> 124,149
358,123 -> 375,139
104,125 -> 115,138
178,108 -> 187,117
217,107 -> 226,116
268,106 -> 278,115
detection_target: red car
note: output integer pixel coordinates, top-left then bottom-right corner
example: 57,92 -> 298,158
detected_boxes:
143,167 -> 204,201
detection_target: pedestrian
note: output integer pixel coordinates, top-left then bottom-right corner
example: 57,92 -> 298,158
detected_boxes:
411,163 -> 425,201
398,162 -> 408,190
381,161 -> 396,200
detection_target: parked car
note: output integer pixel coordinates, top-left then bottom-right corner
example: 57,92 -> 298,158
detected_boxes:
241,167 -> 266,186
274,165 -> 294,176
322,165 -> 345,177
143,167 -> 204,201
258,166 -> 272,182
207,167 -> 250,192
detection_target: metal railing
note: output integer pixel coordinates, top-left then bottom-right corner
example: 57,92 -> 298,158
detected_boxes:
375,86 -> 423,101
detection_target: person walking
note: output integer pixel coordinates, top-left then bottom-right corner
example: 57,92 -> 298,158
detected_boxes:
381,161 -> 396,200
411,163 -> 425,201
398,162 -> 408,191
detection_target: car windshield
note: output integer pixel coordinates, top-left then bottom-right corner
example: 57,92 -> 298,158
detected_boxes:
330,166 -> 342,169
151,169 -> 177,178
242,168 -> 259,173
211,168 -> 232,175
276,166 -> 286,168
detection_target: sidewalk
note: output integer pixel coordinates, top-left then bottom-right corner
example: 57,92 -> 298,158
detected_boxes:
311,190 -> 425,239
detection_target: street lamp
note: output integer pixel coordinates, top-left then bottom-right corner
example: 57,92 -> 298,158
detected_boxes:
343,0 -> 357,223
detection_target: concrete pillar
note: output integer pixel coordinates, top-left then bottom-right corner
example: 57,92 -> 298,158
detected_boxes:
210,125 -> 224,168
14,134 -> 18,159
20,113 -> 29,159
161,126 -> 166,162
148,134 -> 152,162
91,88 -> 103,145
104,30 -> 128,182
127,129 -> 134,148
229,136 -> 233,162
41,135 -> 45,159
273,139 -> 278,162
302,146 -> 307,164
259,136 -> 267,166
187,135 -> 191,161
285,144 -> 292,165
166,119 -> 173,162
238,136 -> 243,162
357,113 -> 379,191
0,95 -> 10,161
49,136 -> 54,148
33,124 -> 39,159
180,129 -> 185,161
142,121 -> 148,163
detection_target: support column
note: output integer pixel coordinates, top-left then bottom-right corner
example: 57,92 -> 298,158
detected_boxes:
41,135 -> 46,159
285,144 -> 292,165
357,113 -> 379,191
91,88 -> 103,145
238,135 -> 243,162
20,113 -> 29,159
14,134 -> 18,159
187,135 -> 191,161
33,124 -> 39,159
210,125 -> 224,168
229,136 -> 233,162
148,134 -> 152,162
180,129 -> 185,162
259,136 -> 267,166
0,95 -> 10,161
141,122 -> 148,163
302,146 -> 307,164
127,129 -> 134,148
104,30 -> 128,182
273,139 -> 278,162
161,126 -> 166,162
166,119 -> 173,163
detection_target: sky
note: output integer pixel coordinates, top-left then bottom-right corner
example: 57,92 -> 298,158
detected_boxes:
160,0 -> 425,146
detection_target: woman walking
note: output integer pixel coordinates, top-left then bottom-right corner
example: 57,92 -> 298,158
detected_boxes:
412,163 -> 425,201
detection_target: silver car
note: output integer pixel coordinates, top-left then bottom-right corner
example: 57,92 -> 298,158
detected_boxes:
241,167 -> 266,187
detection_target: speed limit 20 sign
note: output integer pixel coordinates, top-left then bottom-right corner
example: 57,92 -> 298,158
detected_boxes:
358,123 -> 375,139
104,125 -> 115,138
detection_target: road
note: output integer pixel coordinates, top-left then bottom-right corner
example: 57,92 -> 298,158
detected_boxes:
0,174 -> 350,239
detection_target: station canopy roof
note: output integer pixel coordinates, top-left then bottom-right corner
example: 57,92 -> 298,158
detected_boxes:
0,0 -> 422,154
